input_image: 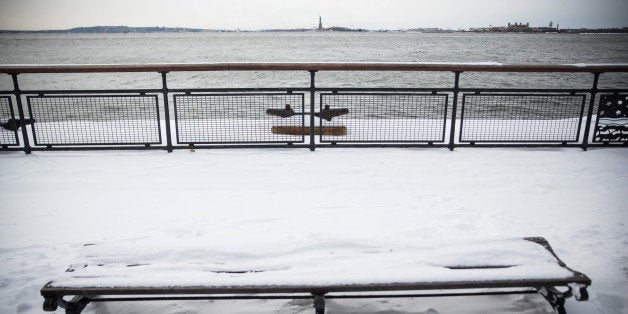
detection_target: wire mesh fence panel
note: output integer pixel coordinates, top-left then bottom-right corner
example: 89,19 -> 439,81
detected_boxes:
26,95 -> 161,146
459,94 -> 586,143
594,94 -> 628,143
174,93 -> 305,144
319,93 -> 448,143
0,96 -> 19,146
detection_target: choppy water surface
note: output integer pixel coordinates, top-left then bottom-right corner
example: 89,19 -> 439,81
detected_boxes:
0,32 -> 626,90
0,32 -> 626,121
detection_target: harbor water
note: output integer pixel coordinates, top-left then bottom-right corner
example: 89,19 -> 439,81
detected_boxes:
0,32 -> 626,120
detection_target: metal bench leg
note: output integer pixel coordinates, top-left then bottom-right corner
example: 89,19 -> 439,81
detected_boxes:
539,287 -> 569,314
43,297 -> 59,311
313,294 -> 325,314
58,296 -> 90,314
569,283 -> 589,301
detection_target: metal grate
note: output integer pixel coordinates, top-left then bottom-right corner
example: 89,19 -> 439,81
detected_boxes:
173,93 -> 305,144
26,95 -> 161,146
459,94 -> 586,143
0,96 -> 19,146
319,93 -> 448,143
594,94 -> 628,143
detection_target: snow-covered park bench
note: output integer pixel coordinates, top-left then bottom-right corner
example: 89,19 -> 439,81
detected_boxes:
41,237 -> 590,314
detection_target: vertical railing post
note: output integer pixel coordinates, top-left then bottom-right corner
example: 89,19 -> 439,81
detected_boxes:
309,70 -> 317,151
11,74 -> 31,154
160,71 -> 173,152
581,72 -> 600,151
313,293 -> 325,314
448,71 -> 462,151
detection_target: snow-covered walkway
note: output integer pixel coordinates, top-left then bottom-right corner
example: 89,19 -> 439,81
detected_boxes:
0,148 -> 626,314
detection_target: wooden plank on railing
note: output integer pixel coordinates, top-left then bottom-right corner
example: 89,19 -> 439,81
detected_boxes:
0,63 -> 627,74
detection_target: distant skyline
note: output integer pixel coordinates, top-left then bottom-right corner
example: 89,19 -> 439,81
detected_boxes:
0,0 -> 627,31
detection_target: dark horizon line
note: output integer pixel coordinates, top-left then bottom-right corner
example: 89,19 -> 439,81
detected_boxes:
1,24 -> 627,34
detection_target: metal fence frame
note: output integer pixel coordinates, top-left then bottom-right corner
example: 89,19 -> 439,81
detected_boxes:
173,91 -> 306,146
25,93 -> 162,147
459,92 -> 587,144
1,63 -> 627,154
0,95 -> 19,147
319,92 -> 450,144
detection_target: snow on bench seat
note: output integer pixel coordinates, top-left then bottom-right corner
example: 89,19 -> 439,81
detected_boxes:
41,237 -> 590,314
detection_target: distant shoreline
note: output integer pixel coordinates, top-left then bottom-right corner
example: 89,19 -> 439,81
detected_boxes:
1,25 -> 627,34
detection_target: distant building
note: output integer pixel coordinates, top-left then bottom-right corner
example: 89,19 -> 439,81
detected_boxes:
471,22 -> 559,33
318,16 -> 323,31
507,22 -> 531,32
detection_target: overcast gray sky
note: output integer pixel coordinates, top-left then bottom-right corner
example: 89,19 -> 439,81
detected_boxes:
0,0 -> 626,30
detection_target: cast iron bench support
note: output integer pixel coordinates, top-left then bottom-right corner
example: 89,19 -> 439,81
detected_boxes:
539,285 -> 589,314
41,285 -> 588,314
44,295 -> 89,314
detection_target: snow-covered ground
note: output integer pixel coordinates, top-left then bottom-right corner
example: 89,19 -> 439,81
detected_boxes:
0,147 -> 626,314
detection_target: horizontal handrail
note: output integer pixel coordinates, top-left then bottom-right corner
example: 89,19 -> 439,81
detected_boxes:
1,63 -> 626,155
1,62 -> 628,74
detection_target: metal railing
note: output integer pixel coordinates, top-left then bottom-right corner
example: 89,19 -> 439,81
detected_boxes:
1,63 -> 627,154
